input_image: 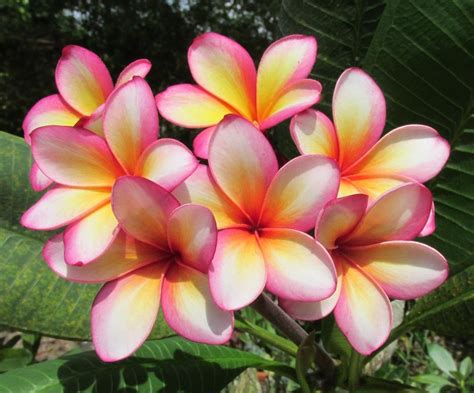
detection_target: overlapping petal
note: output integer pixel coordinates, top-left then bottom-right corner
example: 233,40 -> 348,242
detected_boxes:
315,195 -> 368,250
345,125 -> 450,182
258,79 -> 321,130
31,126 -> 124,187
112,176 -> 179,249
333,68 -> 386,170
193,126 -> 216,159
290,109 -> 338,160
22,94 -> 80,144
77,105 -> 105,136
115,59 -> 152,87
162,263 -> 233,344
259,228 -> 336,301
259,155 -> 339,231
103,77 -> 158,173
135,139 -> 198,191
342,183 -> 432,246
173,165 -> 248,229
209,116 -> 278,222
156,84 -> 233,128
44,233 -> 168,283
341,175 -> 408,201
188,32 -> 256,120
345,241 -> 448,300
333,253 -> 392,355
63,203 -> 119,265
29,163 -> 53,192
55,45 -> 114,116
92,262 -> 169,362
21,187 -> 110,230
209,229 -> 266,311
167,204 -> 217,273
257,35 -> 316,121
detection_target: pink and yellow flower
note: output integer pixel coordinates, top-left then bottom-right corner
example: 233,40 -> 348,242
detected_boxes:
156,33 -> 321,159
173,115 -> 339,310
43,176 -> 232,361
21,77 -> 198,265
23,45 -> 152,191
280,184 -> 448,355
290,67 -> 450,236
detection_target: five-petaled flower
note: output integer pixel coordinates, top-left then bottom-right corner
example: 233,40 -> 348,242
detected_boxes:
156,33 -> 322,159
21,77 -> 198,265
174,115 -> 339,310
44,176 -> 232,361
280,184 -> 448,355
290,68 -> 450,236
23,45 -> 152,191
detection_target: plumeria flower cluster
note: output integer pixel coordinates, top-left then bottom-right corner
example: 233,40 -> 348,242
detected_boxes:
21,33 -> 450,362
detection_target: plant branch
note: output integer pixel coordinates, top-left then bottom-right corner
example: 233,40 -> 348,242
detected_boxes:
251,293 -> 336,380
234,318 -> 298,357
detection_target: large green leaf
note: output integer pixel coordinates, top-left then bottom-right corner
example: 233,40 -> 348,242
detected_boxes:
279,0 -> 474,337
0,336 -> 294,392
0,131 -> 171,340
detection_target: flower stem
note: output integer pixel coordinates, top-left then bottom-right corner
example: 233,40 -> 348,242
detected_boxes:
348,349 -> 362,390
251,293 -> 335,380
234,318 -> 298,357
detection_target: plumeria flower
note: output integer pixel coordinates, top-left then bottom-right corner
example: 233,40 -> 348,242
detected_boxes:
280,184 -> 448,355
23,45 -> 152,191
21,77 -> 198,265
173,115 -> 339,310
291,68 -> 450,236
43,176 -> 232,361
156,32 -> 321,159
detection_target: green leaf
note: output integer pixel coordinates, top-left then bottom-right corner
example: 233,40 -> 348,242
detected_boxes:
460,357 -> 473,378
0,337 -> 293,392
279,0 -> 474,338
279,0 -> 386,112
356,377 -> 423,392
0,348 -> 32,372
412,374 -> 453,386
0,131 -> 171,340
427,343 -> 457,375
295,331 -> 316,393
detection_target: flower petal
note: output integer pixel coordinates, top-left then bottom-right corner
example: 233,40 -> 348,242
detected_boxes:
209,115 -> 278,222
259,155 -> 340,232
340,175 -> 409,201
193,126 -> 216,160
112,176 -> 179,249
333,68 -> 386,170
342,183 -> 432,246
290,109 -> 338,160
259,79 -> 322,130
173,165 -> 248,229
22,94 -> 80,144
334,253 -> 392,355
55,45 -> 114,115
44,232 -> 167,283
209,229 -> 266,310
257,35 -> 316,121
345,125 -> 450,182
21,187 -> 110,230
156,84 -> 233,128
188,32 -> 256,120
280,264 -> 342,320
315,195 -> 368,250
77,104 -> 105,137
31,126 -> 124,187
344,241 -> 448,300
63,203 -> 119,265
162,263 -> 233,344
259,228 -> 336,301
103,77 -> 158,173
167,204 -> 217,273
136,139 -> 198,191
29,163 -> 53,192
419,203 -> 436,237
92,262 -> 168,362
115,59 -> 152,87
